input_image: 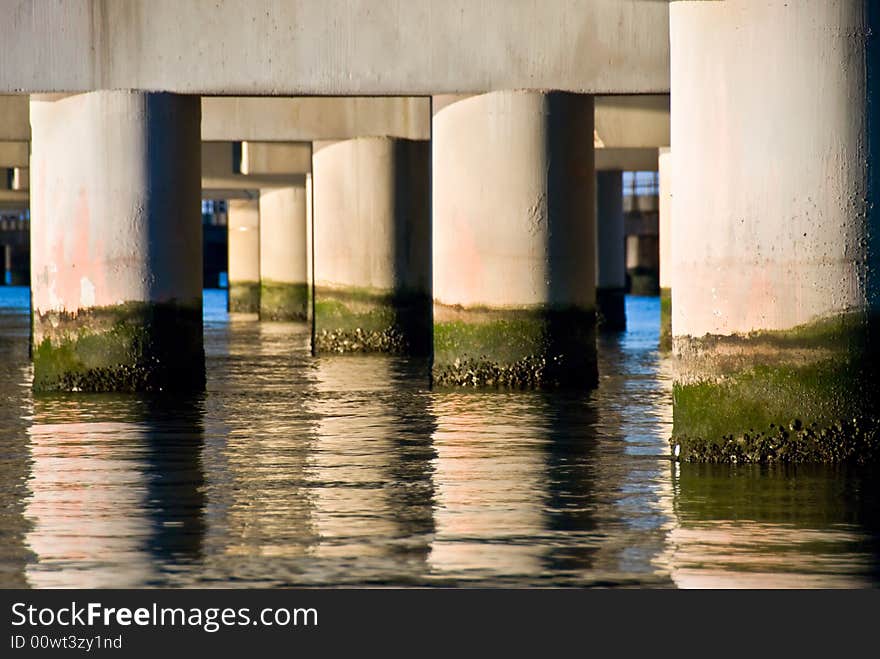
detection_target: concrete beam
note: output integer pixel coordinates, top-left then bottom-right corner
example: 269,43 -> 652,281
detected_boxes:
239,142 -> 311,175
594,95 -> 669,149
201,142 -> 305,189
0,96 -> 28,140
595,148 -> 658,172
436,94 -> 669,149
202,97 -> 430,141
202,189 -> 257,201
0,1 -> 669,95
0,142 -> 29,167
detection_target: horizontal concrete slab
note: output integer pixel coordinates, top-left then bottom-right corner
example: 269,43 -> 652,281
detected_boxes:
594,95 -> 669,149
240,142 -> 312,175
595,148 -> 659,172
202,142 -> 306,188
0,1 -> 669,94
203,97 -> 430,141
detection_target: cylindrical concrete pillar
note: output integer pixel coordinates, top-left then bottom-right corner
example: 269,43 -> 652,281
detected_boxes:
312,137 -> 431,355
658,147 -> 672,351
670,0 -> 879,462
227,198 -> 260,313
258,185 -> 309,321
29,91 -> 203,392
432,91 -> 596,389
596,170 -> 626,331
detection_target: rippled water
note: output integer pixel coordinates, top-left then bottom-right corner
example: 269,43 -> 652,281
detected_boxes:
0,287 -> 878,588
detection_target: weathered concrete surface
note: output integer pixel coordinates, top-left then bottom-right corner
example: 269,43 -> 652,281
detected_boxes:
596,170 -> 625,331
312,137 -> 431,354
0,142 -> 29,167
0,96 -> 28,140
433,91 -> 597,388
29,91 -> 204,391
669,0 -> 880,462
658,147 -> 671,350
227,198 -> 260,314
259,185 -> 309,321
240,142 -> 311,175
1,1 -> 669,94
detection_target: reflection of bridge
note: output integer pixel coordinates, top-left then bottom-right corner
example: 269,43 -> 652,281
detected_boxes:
0,1 -> 876,461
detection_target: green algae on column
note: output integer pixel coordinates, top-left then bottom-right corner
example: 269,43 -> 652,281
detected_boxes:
670,313 -> 879,464
32,301 -> 205,392
432,306 -> 598,389
259,280 -> 309,321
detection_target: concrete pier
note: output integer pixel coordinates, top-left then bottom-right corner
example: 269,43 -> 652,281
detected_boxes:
227,198 -> 260,313
312,137 -> 431,355
259,185 -> 309,321
670,0 -> 879,462
432,91 -> 597,389
29,91 -> 203,392
658,147 -> 671,351
596,170 -> 626,331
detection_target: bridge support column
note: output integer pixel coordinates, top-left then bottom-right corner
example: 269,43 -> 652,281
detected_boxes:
227,198 -> 260,313
312,137 -> 431,355
432,91 -> 597,389
258,185 -> 309,321
670,0 -> 879,462
596,170 -> 626,331
29,91 -> 203,392
658,147 -> 672,351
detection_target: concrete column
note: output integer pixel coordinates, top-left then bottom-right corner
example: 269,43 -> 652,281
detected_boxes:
311,137 -> 431,355
258,185 -> 308,321
227,198 -> 260,313
670,0 -> 879,462
29,91 -> 203,392
433,91 -> 596,389
596,170 -> 626,331
658,147 -> 672,350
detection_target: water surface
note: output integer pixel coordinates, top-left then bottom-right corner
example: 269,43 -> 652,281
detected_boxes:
0,288 -> 877,588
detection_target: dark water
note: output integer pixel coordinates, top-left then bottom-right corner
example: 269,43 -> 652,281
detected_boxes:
0,287 -> 878,588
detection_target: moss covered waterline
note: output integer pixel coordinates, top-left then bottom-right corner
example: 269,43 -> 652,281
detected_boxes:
432,305 -> 598,389
32,301 -> 205,392
669,313 -> 879,464
659,287 -> 671,351
228,281 -> 260,314
259,280 -> 309,321
313,286 -> 431,355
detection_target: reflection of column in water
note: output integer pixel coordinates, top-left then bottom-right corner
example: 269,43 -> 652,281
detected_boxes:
590,325 -> 678,584
538,393 -> 600,576
667,464 -> 880,588
428,393 -> 548,581
201,319 -> 320,582
24,396 -> 205,588
309,356 -> 436,575
0,372 -> 34,587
